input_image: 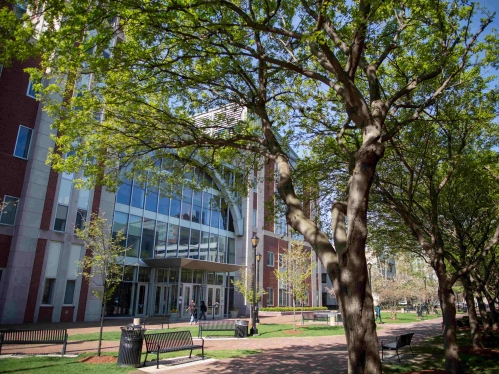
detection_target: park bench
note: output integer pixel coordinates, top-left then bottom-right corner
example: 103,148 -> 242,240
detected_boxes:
380,332 -> 415,362
142,314 -> 170,329
301,312 -> 331,325
198,320 -> 236,338
143,330 -> 204,369
0,329 -> 68,356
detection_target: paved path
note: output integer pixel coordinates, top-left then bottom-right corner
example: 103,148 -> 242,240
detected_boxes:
1,315 -> 444,373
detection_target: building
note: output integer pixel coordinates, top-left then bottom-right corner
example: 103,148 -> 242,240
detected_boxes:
0,59 -> 322,324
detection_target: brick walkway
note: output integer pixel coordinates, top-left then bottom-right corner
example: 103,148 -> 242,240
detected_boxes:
0,315 -> 444,373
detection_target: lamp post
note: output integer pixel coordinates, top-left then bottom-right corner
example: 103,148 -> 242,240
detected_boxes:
423,276 -> 427,309
256,252 -> 262,323
251,234 -> 259,335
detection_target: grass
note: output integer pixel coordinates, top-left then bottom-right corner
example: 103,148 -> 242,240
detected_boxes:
69,323 -> 345,341
382,329 -> 499,374
0,349 -> 262,373
378,311 -> 441,324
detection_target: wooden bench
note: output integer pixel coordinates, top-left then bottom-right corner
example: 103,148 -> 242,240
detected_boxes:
143,330 -> 204,369
0,329 -> 68,356
198,320 -> 236,338
380,333 -> 415,361
142,314 -> 170,329
301,312 -> 330,325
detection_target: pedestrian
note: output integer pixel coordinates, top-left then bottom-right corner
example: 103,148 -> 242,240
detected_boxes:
187,299 -> 198,324
375,305 -> 383,324
199,301 -> 207,320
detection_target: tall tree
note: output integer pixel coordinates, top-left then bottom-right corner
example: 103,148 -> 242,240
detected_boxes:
3,1 -> 497,372
76,214 -> 126,357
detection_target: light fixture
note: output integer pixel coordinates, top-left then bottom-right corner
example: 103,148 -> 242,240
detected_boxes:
367,263 -> 372,270
256,253 -> 262,262
251,234 -> 260,247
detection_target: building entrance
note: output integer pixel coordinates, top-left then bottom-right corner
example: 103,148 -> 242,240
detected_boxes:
207,285 -> 223,318
134,283 -> 149,317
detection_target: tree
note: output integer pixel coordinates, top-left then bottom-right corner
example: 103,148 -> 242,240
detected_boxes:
274,241 -> 314,331
76,214 -> 126,357
370,77 -> 499,368
3,1 -> 497,372
231,267 -> 266,313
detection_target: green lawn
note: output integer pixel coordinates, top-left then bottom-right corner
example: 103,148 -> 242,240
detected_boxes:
69,323 -> 345,341
382,330 -> 499,374
378,311 -> 440,324
0,349 -> 262,374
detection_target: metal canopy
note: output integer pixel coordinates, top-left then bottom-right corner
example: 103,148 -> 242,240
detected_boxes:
142,257 -> 244,272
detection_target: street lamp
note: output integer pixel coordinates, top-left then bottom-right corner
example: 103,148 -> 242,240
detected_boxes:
256,252 -> 262,323
251,234 -> 259,335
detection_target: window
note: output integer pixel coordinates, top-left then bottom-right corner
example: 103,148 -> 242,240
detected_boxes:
0,268 -> 4,282
63,280 -> 76,304
74,186 -> 90,232
0,64 -> 3,77
267,287 -> 274,306
252,209 -> 257,227
53,173 -> 73,232
279,288 -> 286,306
278,254 -> 284,268
267,252 -> 274,267
252,176 -> 258,192
26,80 -> 37,98
13,125 -> 33,159
42,278 -> 56,304
0,196 -> 19,225
322,273 -> 327,283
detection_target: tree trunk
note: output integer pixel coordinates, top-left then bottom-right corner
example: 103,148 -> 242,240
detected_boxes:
484,291 -> 499,331
293,298 -> 296,332
437,275 -> 462,373
334,139 -> 383,374
98,287 -> 107,357
462,277 -> 483,349
475,291 -> 491,334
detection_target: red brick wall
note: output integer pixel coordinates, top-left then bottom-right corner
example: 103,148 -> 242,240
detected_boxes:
38,306 -> 54,323
76,185 -> 101,321
263,161 -> 275,231
262,236 -> 289,307
40,169 -> 60,230
0,234 -> 12,268
0,59 -> 40,205
24,238 -> 47,322
60,306 -> 75,322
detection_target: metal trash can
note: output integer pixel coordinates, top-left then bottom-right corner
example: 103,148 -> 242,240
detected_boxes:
117,325 -> 144,367
235,320 -> 249,338
335,313 -> 343,323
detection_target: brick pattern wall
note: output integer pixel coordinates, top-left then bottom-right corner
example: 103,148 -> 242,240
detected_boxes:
60,306 -> 75,322
24,238 -> 47,322
37,306 -> 54,323
262,236 -> 290,307
76,185 -> 101,321
0,234 -> 12,268
0,59 -> 40,205
263,161 -> 275,232
40,169 -> 60,230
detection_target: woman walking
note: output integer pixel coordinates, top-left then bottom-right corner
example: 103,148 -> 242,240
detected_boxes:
187,299 -> 198,325
199,301 -> 207,320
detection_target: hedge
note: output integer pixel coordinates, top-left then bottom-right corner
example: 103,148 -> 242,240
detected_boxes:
260,307 -> 328,312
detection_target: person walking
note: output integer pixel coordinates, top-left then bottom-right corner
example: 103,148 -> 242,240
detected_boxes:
375,305 -> 383,324
187,300 -> 198,325
199,301 -> 207,320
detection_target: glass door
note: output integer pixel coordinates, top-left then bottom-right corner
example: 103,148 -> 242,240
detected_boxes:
154,285 -> 169,315
207,286 -> 223,318
135,283 -> 149,317
181,284 -> 192,318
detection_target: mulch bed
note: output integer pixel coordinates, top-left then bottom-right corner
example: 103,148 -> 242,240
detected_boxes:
283,329 -> 305,334
459,346 -> 499,358
78,355 -> 117,363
